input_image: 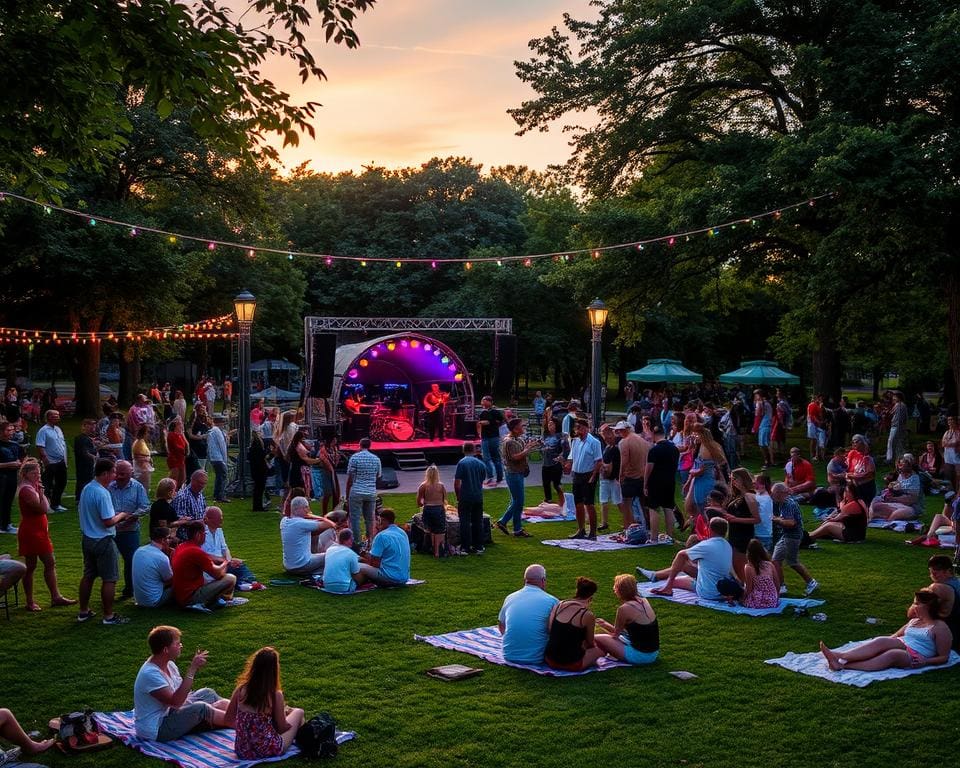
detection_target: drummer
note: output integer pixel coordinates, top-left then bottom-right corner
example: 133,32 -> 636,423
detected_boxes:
422,383 -> 449,442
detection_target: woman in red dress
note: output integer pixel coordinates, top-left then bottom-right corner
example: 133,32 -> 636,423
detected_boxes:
165,418 -> 188,489
17,460 -> 75,611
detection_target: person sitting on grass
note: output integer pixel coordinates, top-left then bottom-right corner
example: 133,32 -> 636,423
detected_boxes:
498,563 -> 559,664
594,574 -> 659,665
925,555 -> 960,651
636,517 -> 734,601
809,481 -> 869,544
321,528 -> 365,594
868,454 -> 924,522
201,506 -> 260,589
358,508 -> 410,586
0,707 -> 55,764
740,539 -> 780,609
280,497 -> 339,577
171,522 -> 240,612
907,491 -> 959,550
134,625 -> 231,741
543,577 -> 604,671
132,526 -> 175,608
784,447 -> 817,502
225,647 -> 305,760
818,589 -> 952,671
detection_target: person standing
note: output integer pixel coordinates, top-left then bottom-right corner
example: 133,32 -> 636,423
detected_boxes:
496,418 -> 538,539
345,437 -> 381,548
109,460 -> 151,600
539,417 -> 569,505
77,458 -> 133,624
598,424 -> 621,533
806,394 -> 824,462
454,442 -> 487,554
422,383 -> 449,442
887,391 -> 909,465
770,482 -> 818,596
35,409 -> 68,512
74,418 -> 99,503
615,421 -> 649,530
565,419 -> 603,540
644,425 -> 680,543
248,429 -> 269,512
207,415 -> 230,503
0,421 -> 24,534
476,395 -> 505,486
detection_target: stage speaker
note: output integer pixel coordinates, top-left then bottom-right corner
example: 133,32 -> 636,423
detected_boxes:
492,334 -> 517,398
308,333 -> 337,398
455,413 -> 475,440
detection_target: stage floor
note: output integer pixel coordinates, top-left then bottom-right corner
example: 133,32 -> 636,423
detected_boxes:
340,437 -> 466,453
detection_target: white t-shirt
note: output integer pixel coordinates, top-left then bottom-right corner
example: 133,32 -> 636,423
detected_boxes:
132,545 -> 173,607
321,544 -> 359,593
280,516 -> 319,571
755,494 -> 774,540
686,536 -> 733,601
134,660 -> 180,740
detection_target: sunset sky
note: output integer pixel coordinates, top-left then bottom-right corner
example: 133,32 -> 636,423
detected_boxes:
260,0 -> 594,175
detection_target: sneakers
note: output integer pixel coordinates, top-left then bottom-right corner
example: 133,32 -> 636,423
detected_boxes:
804,579 -> 820,596
102,613 -> 130,625
585,533 -> 597,541
53,505 -> 68,513
568,530 -> 587,540
779,584 -> 788,595
186,603 -> 213,614
248,581 -> 266,591
514,529 -> 531,538
597,524 -> 609,532
657,534 -> 674,545
636,566 -> 657,582
494,521 -> 510,536
76,610 -> 96,622
2,525 -> 17,534
219,596 -> 249,608
472,547 -> 485,555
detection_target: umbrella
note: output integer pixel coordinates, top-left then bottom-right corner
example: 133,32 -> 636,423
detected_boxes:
250,385 -> 301,402
718,360 -> 800,385
627,359 -> 703,384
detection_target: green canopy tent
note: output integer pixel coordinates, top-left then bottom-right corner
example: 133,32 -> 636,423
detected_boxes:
718,360 -> 800,385
626,359 -> 703,384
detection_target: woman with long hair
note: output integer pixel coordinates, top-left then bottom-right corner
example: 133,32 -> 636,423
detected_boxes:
318,434 -> 341,515
286,429 -> 322,499
186,403 -> 211,473
684,423 -> 728,523
719,467 -> 760,578
741,538 -> 779,608
248,428 -> 269,512
16,460 -> 75,611
226,647 -> 304,759
274,411 -> 298,497
544,577 -> 604,671
133,423 -> 154,491
594,574 -> 659,665
165,418 -> 188,489
540,417 -> 569,504
810,481 -> 868,543
819,589 -> 951,671
417,464 -> 449,558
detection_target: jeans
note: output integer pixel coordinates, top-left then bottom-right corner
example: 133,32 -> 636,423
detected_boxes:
115,528 -> 141,596
349,492 -> 377,545
498,472 -> 525,532
227,561 -> 257,584
458,499 -> 484,551
210,460 -> 227,500
481,436 -> 503,482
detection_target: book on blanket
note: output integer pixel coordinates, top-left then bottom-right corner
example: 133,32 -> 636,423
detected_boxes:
426,664 -> 484,681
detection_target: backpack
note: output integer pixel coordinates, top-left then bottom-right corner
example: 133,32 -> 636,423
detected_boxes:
295,712 -> 338,759
623,523 -> 649,545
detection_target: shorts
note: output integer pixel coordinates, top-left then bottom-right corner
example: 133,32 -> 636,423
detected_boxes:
772,536 -> 801,566
621,641 -> 659,666
571,473 -> 597,506
757,426 -> 771,448
621,477 -> 644,499
902,644 -> 927,669
155,688 -> 220,741
599,479 -> 622,505
81,535 -> 120,582
422,504 -> 447,533
646,487 -> 675,510
816,428 -> 827,448
945,448 -> 959,465
807,422 -> 819,439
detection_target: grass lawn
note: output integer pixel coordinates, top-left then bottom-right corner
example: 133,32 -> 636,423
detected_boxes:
2,423 -> 957,768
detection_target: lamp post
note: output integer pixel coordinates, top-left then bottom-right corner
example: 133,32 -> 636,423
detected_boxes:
587,298 -> 608,431
233,290 -> 257,497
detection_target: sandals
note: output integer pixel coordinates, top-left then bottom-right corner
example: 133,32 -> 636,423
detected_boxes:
494,521 -> 510,536
513,529 -> 531,538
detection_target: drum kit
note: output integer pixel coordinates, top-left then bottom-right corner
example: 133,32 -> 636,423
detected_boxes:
364,399 -> 457,442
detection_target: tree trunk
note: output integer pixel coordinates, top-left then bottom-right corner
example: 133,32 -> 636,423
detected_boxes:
811,322 -> 842,403
71,343 -> 101,418
118,340 -> 141,407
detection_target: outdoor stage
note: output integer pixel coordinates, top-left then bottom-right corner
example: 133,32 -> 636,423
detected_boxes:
339,436 -> 466,466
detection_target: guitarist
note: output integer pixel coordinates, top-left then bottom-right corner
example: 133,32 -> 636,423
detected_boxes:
422,383 -> 450,442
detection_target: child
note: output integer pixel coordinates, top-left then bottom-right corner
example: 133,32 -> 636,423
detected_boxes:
227,647 -> 304,759
417,464 -> 449,558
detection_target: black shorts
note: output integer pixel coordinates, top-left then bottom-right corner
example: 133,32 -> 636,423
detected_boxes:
422,504 -> 447,534
572,473 -> 597,506
621,477 -> 644,499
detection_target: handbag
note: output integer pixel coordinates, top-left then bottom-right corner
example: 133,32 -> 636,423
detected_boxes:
295,712 -> 338,758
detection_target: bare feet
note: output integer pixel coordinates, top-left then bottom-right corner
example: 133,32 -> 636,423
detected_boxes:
819,641 -> 842,671
52,596 -> 78,606
651,587 -> 674,596
25,602 -> 42,612
24,738 -> 55,755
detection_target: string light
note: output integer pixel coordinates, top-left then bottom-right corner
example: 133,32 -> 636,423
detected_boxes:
0,313 -> 237,346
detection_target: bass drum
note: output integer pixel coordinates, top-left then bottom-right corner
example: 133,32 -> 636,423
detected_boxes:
384,419 -> 414,441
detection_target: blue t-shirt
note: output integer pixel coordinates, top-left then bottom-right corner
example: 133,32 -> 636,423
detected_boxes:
686,536 -> 733,601
322,544 -> 360,593
455,455 -> 487,503
498,585 -> 559,664
79,481 -> 116,539
370,524 -> 410,584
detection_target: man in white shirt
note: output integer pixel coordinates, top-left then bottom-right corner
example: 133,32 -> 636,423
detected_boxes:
207,415 -> 230,503
280,497 -> 338,576
638,517 -> 734,601
564,419 -> 604,540
200,506 -> 259,588
35,409 -> 68,512
321,528 -> 365,593
132,526 -> 174,608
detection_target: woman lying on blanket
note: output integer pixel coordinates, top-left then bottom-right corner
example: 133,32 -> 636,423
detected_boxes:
594,574 -> 659,665
818,589 -> 952,672
808,481 -> 868,544
225,647 -> 305,759
544,577 -> 605,671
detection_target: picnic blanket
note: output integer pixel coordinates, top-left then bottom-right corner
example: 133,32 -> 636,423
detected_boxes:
522,495 -> 576,523
867,519 -> 923,532
638,580 -> 825,616
765,642 -> 960,687
414,625 -> 631,677
303,578 -> 425,594
95,710 -> 356,768
541,533 -> 669,552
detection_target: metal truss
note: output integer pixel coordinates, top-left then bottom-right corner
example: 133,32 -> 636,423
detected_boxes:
305,316 -> 513,334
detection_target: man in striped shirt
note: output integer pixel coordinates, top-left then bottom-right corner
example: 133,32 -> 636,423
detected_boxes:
172,470 -> 208,541
346,438 -> 381,548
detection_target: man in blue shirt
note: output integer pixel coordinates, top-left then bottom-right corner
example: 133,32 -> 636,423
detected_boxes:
498,564 -> 559,664
207,415 -> 230,503
565,419 -> 603,540
110,460 -> 151,600
77,458 -> 134,625
455,442 -> 488,554
35,409 -> 68,512
359,508 -> 410,586
322,528 -> 364,593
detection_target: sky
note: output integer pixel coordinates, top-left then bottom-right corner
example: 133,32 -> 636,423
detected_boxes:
257,0 -> 595,176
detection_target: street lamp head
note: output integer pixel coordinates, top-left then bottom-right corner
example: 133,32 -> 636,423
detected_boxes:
587,298 -> 608,329
234,290 -> 257,325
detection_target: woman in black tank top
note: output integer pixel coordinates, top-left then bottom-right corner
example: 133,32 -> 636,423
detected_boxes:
595,574 -> 660,665
544,577 -> 605,671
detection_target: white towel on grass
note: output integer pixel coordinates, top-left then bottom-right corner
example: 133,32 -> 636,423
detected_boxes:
637,580 -> 824,616
766,642 -> 960,687
867,519 -> 923,532
541,534 -> 669,552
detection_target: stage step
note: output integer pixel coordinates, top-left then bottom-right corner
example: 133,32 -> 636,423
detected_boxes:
394,451 -> 428,471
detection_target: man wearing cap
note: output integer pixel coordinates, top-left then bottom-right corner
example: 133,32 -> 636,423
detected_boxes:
496,418 -> 539,538
615,420 -> 648,530
207,415 -> 230,503
565,419 -> 603,540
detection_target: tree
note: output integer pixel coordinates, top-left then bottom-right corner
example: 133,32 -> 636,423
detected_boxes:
0,0 -> 375,196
